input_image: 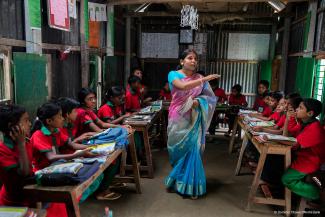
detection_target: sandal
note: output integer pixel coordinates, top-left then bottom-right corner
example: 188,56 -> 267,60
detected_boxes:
96,191 -> 122,201
109,183 -> 127,189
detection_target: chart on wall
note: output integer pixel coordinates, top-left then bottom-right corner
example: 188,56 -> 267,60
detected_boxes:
227,33 -> 270,60
140,33 -> 179,58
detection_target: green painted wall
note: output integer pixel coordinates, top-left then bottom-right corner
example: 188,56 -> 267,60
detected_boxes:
260,60 -> 272,85
295,57 -> 315,98
13,53 -> 48,117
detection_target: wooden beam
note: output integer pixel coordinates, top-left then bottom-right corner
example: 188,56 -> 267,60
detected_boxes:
80,0 -> 90,88
305,0 -> 317,57
0,38 -> 81,51
108,0 -> 308,6
125,16 -> 131,86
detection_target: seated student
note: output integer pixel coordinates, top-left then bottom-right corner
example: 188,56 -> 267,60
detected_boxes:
76,88 -> 131,136
159,81 -> 172,101
125,75 -> 142,112
225,84 -> 247,136
282,99 -> 325,201
250,91 -> 282,119
283,93 -> 303,137
0,105 -> 33,206
131,68 -> 152,105
56,97 -> 96,154
98,86 -> 131,124
30,102 -> 95,172
208,80 -> 227,136
253,80 -> 269,112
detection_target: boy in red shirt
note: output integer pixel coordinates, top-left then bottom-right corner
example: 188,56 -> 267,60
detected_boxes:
225,84 -> 247,136
159,81 -> 172,101
282,99 -> 325,200
125,75 -> 142,112
253,80 -> 269,112
0,105 -> 33,206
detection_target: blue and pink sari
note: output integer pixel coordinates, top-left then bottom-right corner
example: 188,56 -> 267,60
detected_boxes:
165,71 -> 216,197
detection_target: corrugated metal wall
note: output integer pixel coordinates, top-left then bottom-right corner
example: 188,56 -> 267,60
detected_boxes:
208,61 -> 258,107
289,20 -> 306,54
206,24 -> 272,107
0,0 -> 25,40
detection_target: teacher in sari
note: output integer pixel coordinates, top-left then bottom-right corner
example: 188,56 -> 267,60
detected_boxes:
165,49 -> 220,199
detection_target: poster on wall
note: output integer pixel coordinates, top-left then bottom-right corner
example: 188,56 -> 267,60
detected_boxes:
88,2 -> 107,22
28,0 -> 41,29
69,0 -> 77,19
88,21 -> 100,48
47,0 -> 70,31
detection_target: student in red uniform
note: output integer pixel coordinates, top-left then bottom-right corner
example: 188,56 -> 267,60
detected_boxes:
283,94 -> 303,137
253,80 -> 269,112
132,68 -> 152,105
76,88 -> 131,136
250,91 -> 282,119
57,97 -> 96,154
282,99 -> 325,201
225,84 -> 247,136
98,86 -> 131,124
159,81 -> 172,101
0,105 -> 33,206
125,75 -> 142,112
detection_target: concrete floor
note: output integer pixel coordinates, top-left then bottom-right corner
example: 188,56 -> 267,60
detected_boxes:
80,136 -> 277,217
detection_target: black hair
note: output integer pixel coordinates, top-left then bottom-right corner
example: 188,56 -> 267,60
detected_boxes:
289,96 -> 303,109
128,75 -> 141,85
285,92 -> 301,100
258,80 -> 270,89
31,102 -> 61,135
78,88 -> 96,105
132,67 -> 143,74
270,91 -> 283,102
262,91 -> 269,98
56,97 -> 80,117
302,98 -> 323,118
105,86 -> 125,102
179,49 -> 198,60
232,84 -> 242,93
0,105 -> 26,136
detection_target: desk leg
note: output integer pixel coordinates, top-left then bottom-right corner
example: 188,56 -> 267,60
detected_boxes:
235,135 -> 248,176
228,116 -> 239,154
143,129 -> 154,178
246,145 -> 268,212
65,192 -> 80,217
120,149 -> 127,177
129,133 -> 142,193
284,150 -> 292,217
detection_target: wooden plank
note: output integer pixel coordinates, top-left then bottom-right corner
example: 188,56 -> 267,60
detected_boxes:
125,16 -> 131,86
108,0 -> 308,6
253,197 -> 286,206
305,0 -> 318,57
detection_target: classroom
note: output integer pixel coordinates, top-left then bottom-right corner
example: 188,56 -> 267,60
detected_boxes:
0,0 -> 324,217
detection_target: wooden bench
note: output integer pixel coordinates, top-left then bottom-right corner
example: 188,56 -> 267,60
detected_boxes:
24,133 -> 141,217
233,118 -> 292,217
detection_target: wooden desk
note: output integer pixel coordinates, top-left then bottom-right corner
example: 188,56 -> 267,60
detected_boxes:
234,118 -> 292,217
24,133 -> 141,217
124,110 -> 167,178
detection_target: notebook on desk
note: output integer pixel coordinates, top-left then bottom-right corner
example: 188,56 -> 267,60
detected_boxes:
0,207 -> 28,217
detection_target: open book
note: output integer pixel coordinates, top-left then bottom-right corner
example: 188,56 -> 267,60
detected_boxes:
248,121 -> 275,127
0,207 -> 28,217
264,134 -> 297,143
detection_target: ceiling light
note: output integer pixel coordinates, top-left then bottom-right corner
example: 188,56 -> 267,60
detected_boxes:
268,0 -> 286,13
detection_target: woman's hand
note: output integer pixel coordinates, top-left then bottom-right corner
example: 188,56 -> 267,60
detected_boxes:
10,125 -> 26,145
192,99 -> 199,108
203,74 -> 220,82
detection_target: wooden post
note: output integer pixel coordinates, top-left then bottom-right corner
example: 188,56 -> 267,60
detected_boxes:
80,0 -> 90,88
279,6 -> 292,92
125,16 -> 131,86
305,0 -> 318,57
269,22 -> 277,60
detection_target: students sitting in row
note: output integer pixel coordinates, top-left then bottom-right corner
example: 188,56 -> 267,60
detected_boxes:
253,80 -> 269,113
250,91 -> 282,120
282,99 -> 325,201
